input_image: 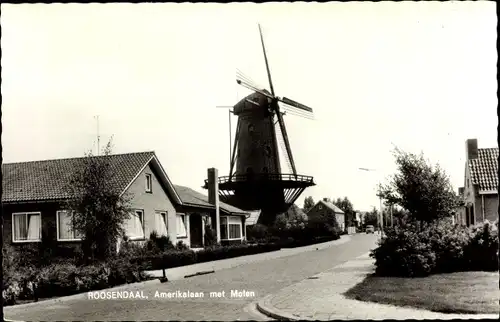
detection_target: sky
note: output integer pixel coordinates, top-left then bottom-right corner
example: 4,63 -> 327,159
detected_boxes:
2,2 -> 497,212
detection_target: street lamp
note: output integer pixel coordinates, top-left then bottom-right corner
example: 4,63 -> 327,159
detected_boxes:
359,167 -> 384,238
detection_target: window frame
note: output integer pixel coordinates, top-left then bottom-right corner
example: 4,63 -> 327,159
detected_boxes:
145,173 -> 152,193
11,212 -> 42,243
176,213 -> 188,238
125,209 -> 145,240
220,215 -> 243,241
155,210 -> 168,236
56,210 -> 83,242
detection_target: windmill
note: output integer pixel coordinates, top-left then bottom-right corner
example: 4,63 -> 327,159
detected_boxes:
204,24 -> 315,226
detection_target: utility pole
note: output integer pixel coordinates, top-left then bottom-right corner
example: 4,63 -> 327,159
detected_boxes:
0,204 -> 3,322
216,106 -> 234,166
95,115 -> 100,156
390,203 -> 394,227
378,182 -> 384,237
359,167 -> 384,240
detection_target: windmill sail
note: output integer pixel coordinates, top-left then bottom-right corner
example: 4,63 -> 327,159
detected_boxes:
274,120 -> 293,174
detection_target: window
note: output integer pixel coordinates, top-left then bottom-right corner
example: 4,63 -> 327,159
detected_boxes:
177,214 -> 187,237
12,212 -> 42,242
125,210 -> 144,239
145,174 -> 152,193
220,216 -> 242,240
155,211 -> 168,236
57,210 -> 82,241
220,217 -> 228,240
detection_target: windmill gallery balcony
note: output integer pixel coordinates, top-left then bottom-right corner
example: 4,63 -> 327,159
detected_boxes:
203,172 -> 315,207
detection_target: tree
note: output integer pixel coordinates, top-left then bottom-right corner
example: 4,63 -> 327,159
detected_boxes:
273,204 -> 307,230
364,207 -> 379,227
378,148 -> 459,223
303,196 -> 315,213
332,197 -> 355,227
64,139 -> 133,262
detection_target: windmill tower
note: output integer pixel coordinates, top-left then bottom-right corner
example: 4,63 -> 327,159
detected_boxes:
204,24 -> 315,226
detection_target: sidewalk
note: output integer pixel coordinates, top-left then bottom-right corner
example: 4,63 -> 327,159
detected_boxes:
146,236 -> 351,281
257,253 -> 499,320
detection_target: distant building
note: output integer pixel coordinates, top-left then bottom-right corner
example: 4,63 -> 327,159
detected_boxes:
306,199 -> 345,231
456,139 -> 498,226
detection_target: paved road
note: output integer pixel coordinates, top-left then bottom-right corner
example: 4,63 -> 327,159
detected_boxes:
5,234 -> 378,321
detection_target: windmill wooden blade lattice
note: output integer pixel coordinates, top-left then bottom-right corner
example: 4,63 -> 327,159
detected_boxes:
279,97 -> 313,113
274,117 -> 293,174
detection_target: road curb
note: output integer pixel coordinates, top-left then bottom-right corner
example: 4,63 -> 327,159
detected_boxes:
256,294 -> 308,321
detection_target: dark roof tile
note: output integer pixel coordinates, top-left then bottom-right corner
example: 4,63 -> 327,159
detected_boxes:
2,152 -> 155,203
468,148 -> 499,192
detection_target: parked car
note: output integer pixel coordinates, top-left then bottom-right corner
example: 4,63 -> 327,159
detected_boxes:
365,225 -> 374,234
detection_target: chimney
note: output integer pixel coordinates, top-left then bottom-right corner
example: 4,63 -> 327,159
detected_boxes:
466,139 -> 478,160
207,168 -> 221,243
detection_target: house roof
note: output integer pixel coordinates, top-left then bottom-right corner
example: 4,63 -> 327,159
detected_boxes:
245,210 -> 261,225
2,152 -> 160,203
2,152 -> 249,214
468,148 -> 499,193
317,200 -> 345,214
173,185 -> 248,215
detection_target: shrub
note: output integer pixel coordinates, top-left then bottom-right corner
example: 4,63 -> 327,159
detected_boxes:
74,263 -> 110,292
144,231 -> 175,254
118,238 -> 146,258
246,224 -> 269,242
427,221 -> 471,272
464,220 -> 499,271
2,253 -> 151,305
372,219 -> 499,277
36,263 -> 80,298
176,240 -> 189,251
134,242 -> 282,271
371,223 -> 437,277
106,257 -> 150,286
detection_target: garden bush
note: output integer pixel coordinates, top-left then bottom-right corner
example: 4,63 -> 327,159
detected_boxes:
143,231 -> 176,253
2,251 -> 150,306
463,220 -> 499,271
246,224 -> 270,242
134,242 -> 282,271
371,219 -> 499,277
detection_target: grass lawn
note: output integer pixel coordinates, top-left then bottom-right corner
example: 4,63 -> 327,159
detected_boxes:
344,271 -> 499,314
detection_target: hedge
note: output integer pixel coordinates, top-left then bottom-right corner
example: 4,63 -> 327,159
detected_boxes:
371,220 -> 499,277
3,257 -> 151,306
134,243 -> 282,271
